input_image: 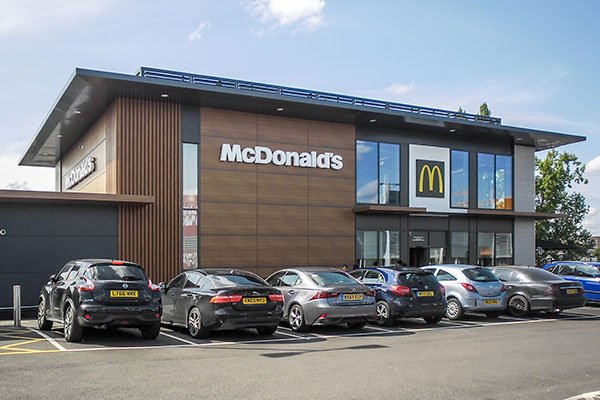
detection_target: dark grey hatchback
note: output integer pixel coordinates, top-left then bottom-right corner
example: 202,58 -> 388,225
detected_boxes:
489,266 -> 585,317
37,259 -> 162,342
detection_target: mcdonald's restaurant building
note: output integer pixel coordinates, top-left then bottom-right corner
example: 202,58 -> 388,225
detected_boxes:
0,67 -> 585,309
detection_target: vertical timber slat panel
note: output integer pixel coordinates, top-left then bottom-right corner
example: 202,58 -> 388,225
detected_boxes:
117,98 -> 181,283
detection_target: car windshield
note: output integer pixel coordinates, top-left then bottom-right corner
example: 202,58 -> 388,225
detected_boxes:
578,265 -> 600,277
397,272 -> 438,287
463,268 -> 498,283
87,264 -> 146,281
522,268 -> 563,281
210,274 -> 267,287
309,271 -> 357,286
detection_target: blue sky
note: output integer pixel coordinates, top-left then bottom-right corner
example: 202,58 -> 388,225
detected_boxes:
0,0 -> 599,233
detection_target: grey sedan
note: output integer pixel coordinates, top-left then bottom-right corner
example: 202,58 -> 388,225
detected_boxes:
266,268 -> 377,332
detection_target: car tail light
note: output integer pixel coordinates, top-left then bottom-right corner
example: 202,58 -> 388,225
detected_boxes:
148,279 -> 161,292
366,290 -> 375,297
310,291 -> 339,300
390,285 -> 411,297
268,294 -> 284,302
111,260 -> 125,265
545,286 -> 558,295
84,314 -> 91,320
76,276 -> 95,292
318,313 -> 328,319
209,294 -> 243,304
460,282 -> 478,293
439,285 -> 446,296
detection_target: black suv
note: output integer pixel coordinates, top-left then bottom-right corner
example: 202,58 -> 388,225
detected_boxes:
37,259 -> 162,342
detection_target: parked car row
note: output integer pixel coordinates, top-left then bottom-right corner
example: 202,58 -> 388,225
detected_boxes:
37,259 -> 594,342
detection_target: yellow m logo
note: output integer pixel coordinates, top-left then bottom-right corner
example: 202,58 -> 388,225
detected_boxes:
418,164 -> 443,194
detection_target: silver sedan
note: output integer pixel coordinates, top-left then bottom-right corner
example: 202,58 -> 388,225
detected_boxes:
266,268 -> 376,332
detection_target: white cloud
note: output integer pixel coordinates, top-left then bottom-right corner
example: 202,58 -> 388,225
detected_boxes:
188,21 -> 212,42
245,0 -> 326,33
0,153 -> 54,191
385,82 -> 416,96
586,155 -> 600,174
0,0 -> 114,36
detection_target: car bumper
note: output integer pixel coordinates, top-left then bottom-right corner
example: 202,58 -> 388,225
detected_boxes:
530,296 -> 586,311
212,308 -> 283,330
390,299 -> 447,319
461,296 -> 507,312
304,302 -> 376,326
77,304 -> 162,327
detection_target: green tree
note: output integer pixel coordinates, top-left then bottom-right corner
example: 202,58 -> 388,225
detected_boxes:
457,106 -> 466,114
479,102 -> 491,116
593,246 -> 600,260
535,150 -> 594,261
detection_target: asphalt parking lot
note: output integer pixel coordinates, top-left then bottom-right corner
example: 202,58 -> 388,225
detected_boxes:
2,307 -> 600,399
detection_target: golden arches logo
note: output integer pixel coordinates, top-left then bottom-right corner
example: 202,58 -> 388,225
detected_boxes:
418,164 -> 443,194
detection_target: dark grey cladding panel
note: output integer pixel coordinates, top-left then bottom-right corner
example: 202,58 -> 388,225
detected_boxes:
356,214 -> 401,231
0,203 -> 117,237
0,202 -> 118,308
449,216 -> 470,231
408,216 -> 450,231
476,217 -> 513,232
356,124 -> 514,155
182,105 -> 200,143
429,231 -> 447,247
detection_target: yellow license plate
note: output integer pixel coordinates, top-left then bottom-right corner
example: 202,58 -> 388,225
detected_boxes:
566,289 -> 579,295
417,291 -> 434,297
242,297 -> 267,305
109,290 -> 138,298
343,293 -> 364,301
484,299 -> 499,305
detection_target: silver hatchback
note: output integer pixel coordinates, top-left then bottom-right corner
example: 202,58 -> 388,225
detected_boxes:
266,268 -> 376,332
422,265 -> 507,320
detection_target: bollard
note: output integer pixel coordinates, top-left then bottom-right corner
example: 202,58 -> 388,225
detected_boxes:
13,285 -> 21,328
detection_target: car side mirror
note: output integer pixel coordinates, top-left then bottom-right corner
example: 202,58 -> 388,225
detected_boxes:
159,282 -> 166,292
49,274 -> 57,283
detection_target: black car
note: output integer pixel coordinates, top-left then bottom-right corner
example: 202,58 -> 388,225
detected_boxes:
37,259 -> 162,342
349,267 -> 447,326
161,269 -> 284,338
489,266 -> 586,317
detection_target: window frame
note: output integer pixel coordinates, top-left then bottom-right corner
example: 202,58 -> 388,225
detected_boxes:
356,140 -> 401,205
450,149 -> 470,209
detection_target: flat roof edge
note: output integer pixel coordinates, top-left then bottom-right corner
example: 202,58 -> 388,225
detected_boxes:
0,190 -> 154,205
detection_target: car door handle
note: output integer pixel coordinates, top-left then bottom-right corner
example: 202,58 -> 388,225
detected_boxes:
181,293 -> 192,298
170,292 -> 176,297
288,290 -> 296,295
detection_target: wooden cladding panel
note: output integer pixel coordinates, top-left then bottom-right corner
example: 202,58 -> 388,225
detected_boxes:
258,173 -> 308,206
200,169 -> 257,203
308,120 -> 355,150
116,98 -> 181,283
200,235 -> 256,267
257,114 -> 309,145
308,177 -> 355,206
309,207 -> 355,236
257,236 -> 308,267
201,108 -> 257,140
308,236 -> 355,266
258,205 -> 308,236
201,203 -> 256,235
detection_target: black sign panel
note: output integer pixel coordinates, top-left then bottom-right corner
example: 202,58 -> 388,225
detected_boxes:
416,159 -> 445,198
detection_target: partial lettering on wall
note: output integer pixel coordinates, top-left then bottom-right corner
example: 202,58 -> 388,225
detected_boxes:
64,157 -> 96,190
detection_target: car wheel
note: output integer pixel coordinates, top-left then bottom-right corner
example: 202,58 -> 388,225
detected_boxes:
424,315 -> 442,325
288,304 -> 309,332
63,302 -> 83,343
445,298 -> 464,320
485,311 -> 503,319
37,298 -> 53,331
346,321 -> 367,330
257,326 -> 278,336
140,323 -> 161,340
508,295 -> 530,317
187,307 -> 209,339
375,301 -> 393,326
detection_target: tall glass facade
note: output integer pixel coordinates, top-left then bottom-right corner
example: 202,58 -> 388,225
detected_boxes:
495,155 -> 513,210
356,230 -> 400,267
356,141 -> 400,205
450,232 -> 469,264
477,154 -> 495,209
477,232 -> 513,266
477,232 -> 495,266
183,143 -> 198,269
450,150 -> 469,208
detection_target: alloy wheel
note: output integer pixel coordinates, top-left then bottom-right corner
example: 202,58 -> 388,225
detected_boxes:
376,302 -> 389,324
446,299 -> 461,319
188,308 -> 201,337
37,300 -> 45,325
64,306 -> 73,337
508,296 -> 528,317
289,306 -> 303,330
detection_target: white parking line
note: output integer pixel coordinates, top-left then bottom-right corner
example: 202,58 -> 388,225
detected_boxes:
362,325 -> 396,333
158,331 -> 197,345
275,330 -> 307,339
27,328 -> 66,351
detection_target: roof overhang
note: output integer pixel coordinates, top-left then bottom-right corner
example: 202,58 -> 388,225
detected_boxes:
354,204 -> 562,219
0,190 -> 153,205
20,67 -> 587,167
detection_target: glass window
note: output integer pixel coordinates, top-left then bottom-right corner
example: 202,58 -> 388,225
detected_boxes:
266,271 -> 287,286
478,233 -> 495,266
450,232 -> 469,264
379,143 -> 400,205
183,143 -> 199,270
496,155 -> 513,210
495,233 -> 513,265
280,273 -> 301,287
309,271 -> 357,286
478,153 -> 495,209
397,272 -> 439,287
66,265 -> 80,280
209,273 -> 268,287
522,268 -> 561,282
184,272 -> 203,288
349,270 -> 365,280
436,269 -> 457,281
356,231 -> 379,267
428,248 -> 445,265
463,268 -> 499,282
559,264 -> 575,276
379,230 -> 400,266
451,150 -> 469,208
58,263 -> 73,281
87,264 -> 146,281
168,274 -> 187,289
491,268 -> 512,282
356,141 -> 378,203
363,270 -> 385,284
